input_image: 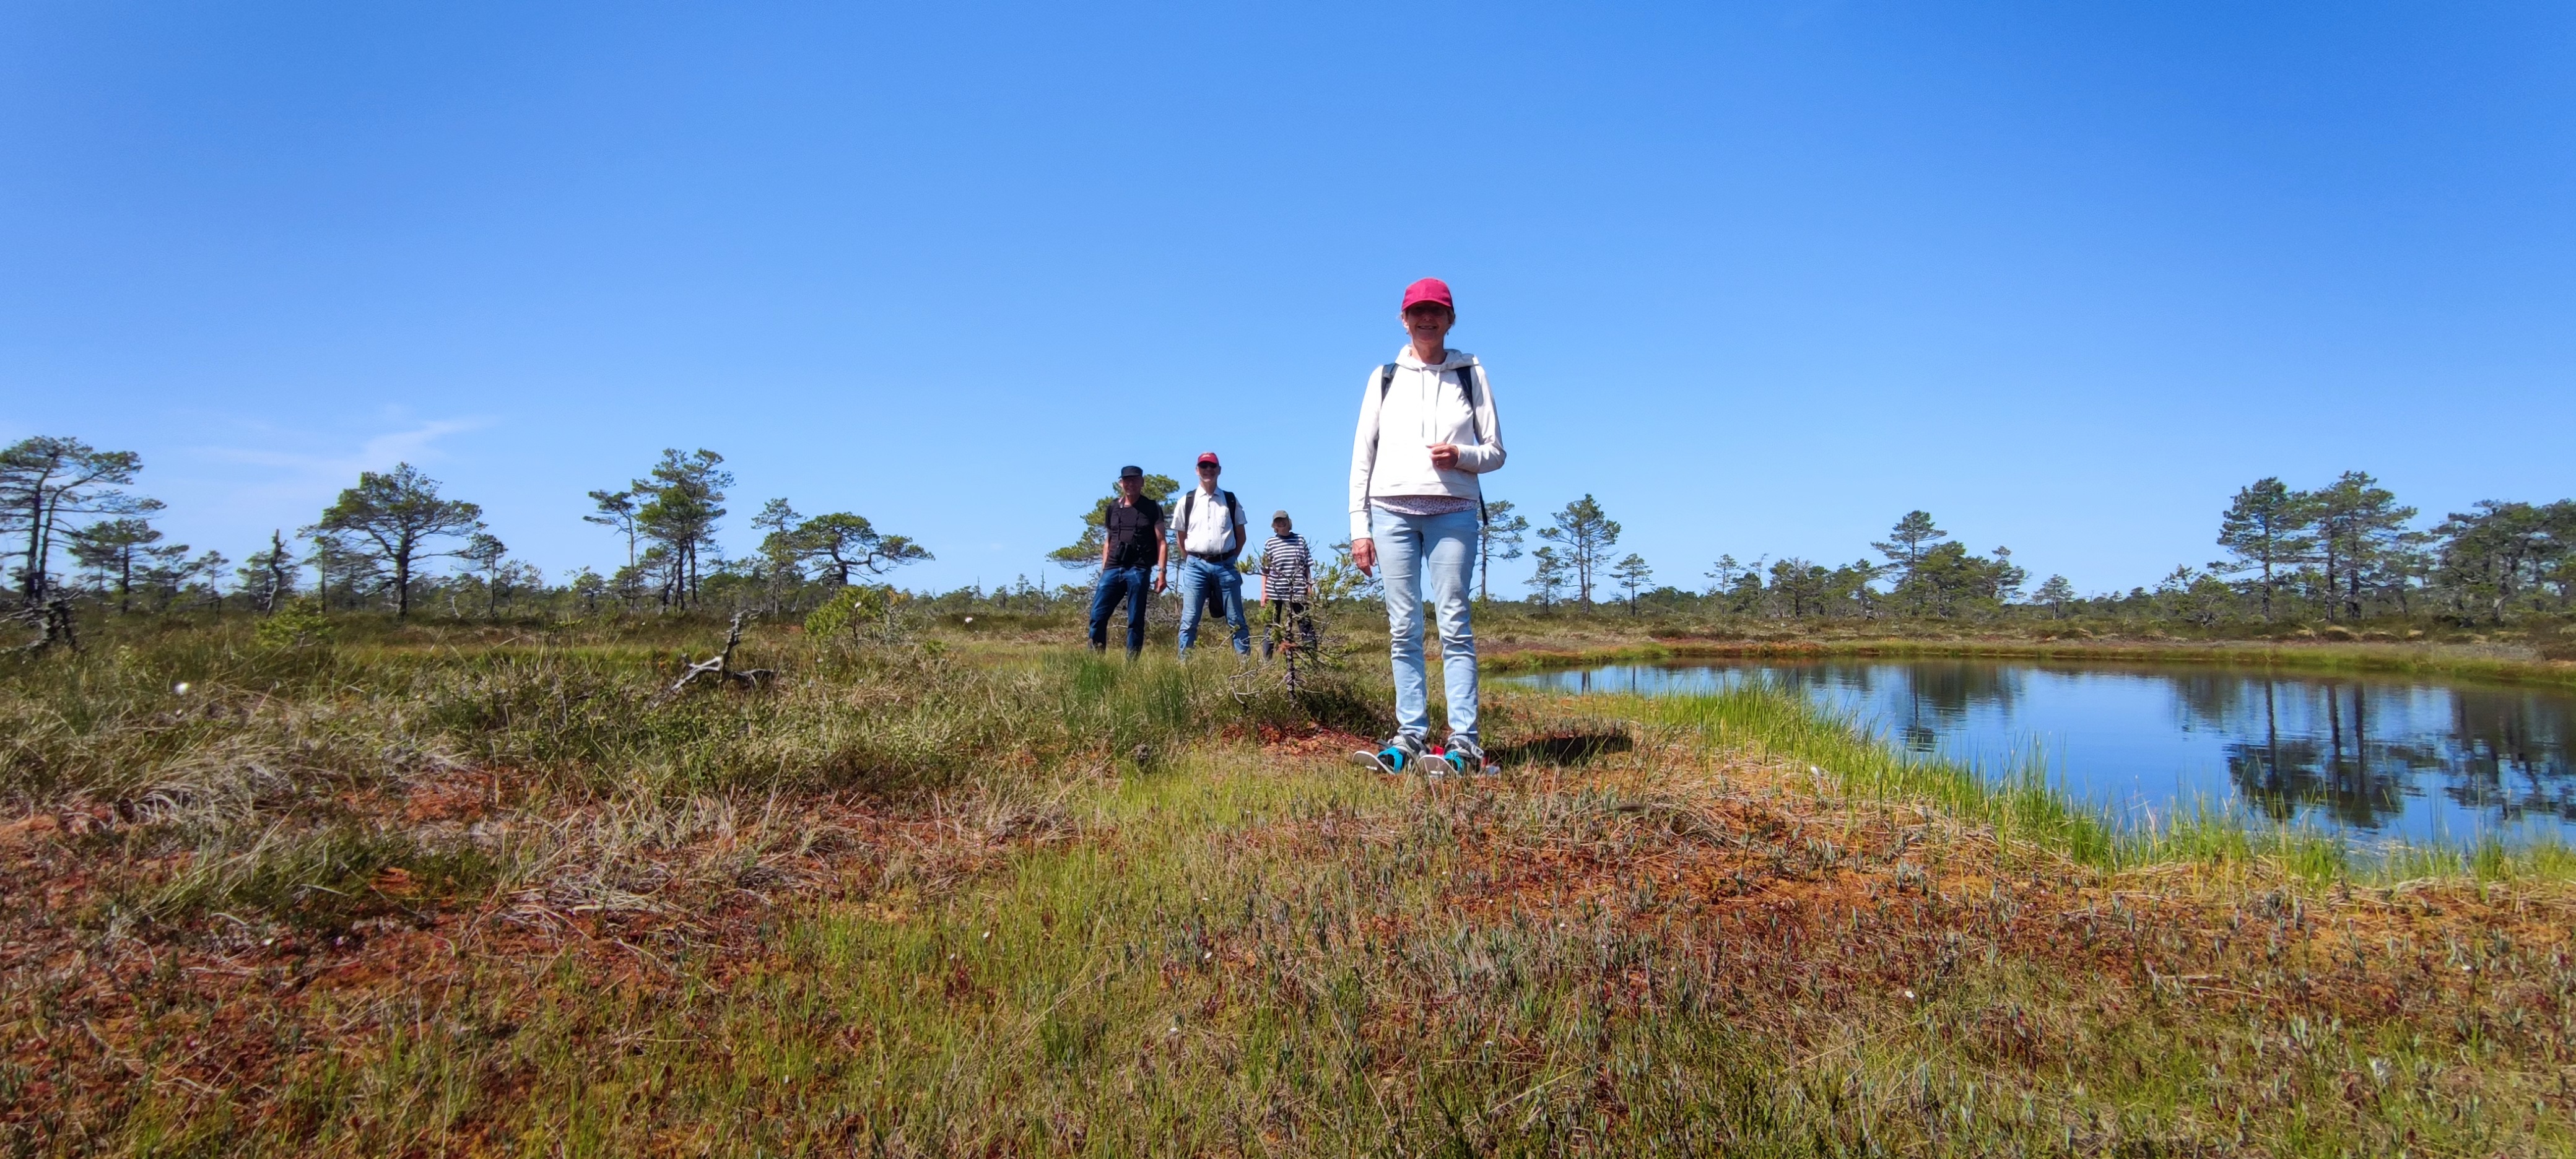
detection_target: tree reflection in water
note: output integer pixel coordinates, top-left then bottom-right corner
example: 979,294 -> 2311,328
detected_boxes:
1508,659 -> 2575,842
1793,661 -> 2024,755
2179,678 -> 2574,830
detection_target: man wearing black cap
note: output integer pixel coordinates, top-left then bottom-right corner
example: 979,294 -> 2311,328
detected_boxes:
1087,466 -> 1167,657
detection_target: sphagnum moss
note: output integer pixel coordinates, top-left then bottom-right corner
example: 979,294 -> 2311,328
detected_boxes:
2,620 -> 2571,1155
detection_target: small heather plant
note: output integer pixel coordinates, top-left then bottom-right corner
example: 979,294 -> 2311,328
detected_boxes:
251,596 -> 334,649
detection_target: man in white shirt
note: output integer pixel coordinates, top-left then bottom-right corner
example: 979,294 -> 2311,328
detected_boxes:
1167,451 -> 1251,658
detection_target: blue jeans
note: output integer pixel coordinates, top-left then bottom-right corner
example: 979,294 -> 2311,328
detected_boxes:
1372,505 -> 1480,747
1088,566 -> 1152,656
1175,555 -> 1250,656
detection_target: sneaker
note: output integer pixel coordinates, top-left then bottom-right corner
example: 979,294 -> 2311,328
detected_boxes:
1442,739 -> 1500,777
1348,734 -> 1426,775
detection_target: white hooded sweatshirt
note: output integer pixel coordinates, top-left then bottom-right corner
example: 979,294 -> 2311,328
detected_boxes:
1347,345 -> 1506,540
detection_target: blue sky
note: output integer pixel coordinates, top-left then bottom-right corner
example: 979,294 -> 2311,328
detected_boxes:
5,2 -> 2570,598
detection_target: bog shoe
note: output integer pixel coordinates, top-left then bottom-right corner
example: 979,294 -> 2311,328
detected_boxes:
1442,739 -> 1499,777
1348,734 -> 1426,775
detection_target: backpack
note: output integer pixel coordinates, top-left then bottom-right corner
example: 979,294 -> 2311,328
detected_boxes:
1376,361 -> 1489,525
1177,488 -> 1242,557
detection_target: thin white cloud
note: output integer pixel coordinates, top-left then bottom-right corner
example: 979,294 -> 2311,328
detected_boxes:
187,419 -> 490,514
202,418 -> 485,484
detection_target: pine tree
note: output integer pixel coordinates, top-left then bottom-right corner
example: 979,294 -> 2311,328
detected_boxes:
759,501 -> 931,587
2032,575 -> 2076,617
2215,477 -> 2316,621
584,488 -> 644,585
1767,558 -> 1829,618
1536,495 -> 1621,607
68,511 -> 168,613
633,449 -> 731,609
1708,555 -> 1768,614
568,568 -> 608,614
304,530 -> 379,610
1477,499 -> 1528,602
1871,511 -> 1949,614
237,530 -> 297,614
0,436 -> 147,602
2432,500 -> 2570,623
1829,560 -> 1883,619
461,532 -> 507,617
1871,511 -> 1947,573
309,463 -> 485,620
1524,545 -> 1569,609
1704,554 -> 1749,595
2309,471 -> 2414,621
1609,553 -> 1653,615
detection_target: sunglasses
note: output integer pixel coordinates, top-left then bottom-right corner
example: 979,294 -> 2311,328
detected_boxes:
1196,464 -> 1220,471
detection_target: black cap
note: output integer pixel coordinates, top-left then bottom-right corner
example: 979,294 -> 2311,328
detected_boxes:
1118,465 -> 1144,479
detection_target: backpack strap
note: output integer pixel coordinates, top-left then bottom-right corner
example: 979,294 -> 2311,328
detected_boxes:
1381,360 -> 1483,442
1456,364 -> 1489,526
1455,363 -> 1482,445
1375,360 -> 1490,526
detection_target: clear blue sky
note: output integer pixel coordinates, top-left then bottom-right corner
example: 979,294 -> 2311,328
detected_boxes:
6,2 -> 2570,597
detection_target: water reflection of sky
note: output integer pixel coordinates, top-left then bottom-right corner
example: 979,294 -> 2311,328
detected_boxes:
1504,661 -> 2576,846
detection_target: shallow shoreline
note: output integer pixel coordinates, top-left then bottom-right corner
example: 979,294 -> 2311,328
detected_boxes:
1476,635 -> 2576,687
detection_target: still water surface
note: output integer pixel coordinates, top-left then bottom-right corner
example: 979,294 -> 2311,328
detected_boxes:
1503,659 -> 2576,846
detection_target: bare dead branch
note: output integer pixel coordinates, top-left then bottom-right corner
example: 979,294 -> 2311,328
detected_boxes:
6,598 -> 78,655
653,612 -> 777,703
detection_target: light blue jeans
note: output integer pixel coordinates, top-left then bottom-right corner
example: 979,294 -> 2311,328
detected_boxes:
1176,555 -> 1250,656
1372,505 -> 1479,748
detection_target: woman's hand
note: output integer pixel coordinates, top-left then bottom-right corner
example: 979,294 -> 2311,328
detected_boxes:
1429,443 -> 1461,471
1351,538 -> 1377,575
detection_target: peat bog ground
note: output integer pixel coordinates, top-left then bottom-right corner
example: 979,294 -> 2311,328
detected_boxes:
3,617 -> 2574,1155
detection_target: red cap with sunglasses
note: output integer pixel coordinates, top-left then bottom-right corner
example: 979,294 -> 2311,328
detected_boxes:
1196,452 -> 1221,469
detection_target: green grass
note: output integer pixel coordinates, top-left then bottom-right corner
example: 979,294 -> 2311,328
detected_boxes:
2,619 -> 1383,948
1475,633 -> 2576,691
131,749 -> 2573,1155
7,619 -> 2576,1154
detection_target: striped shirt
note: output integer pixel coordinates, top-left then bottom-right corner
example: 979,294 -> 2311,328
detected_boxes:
1261,532 -> 1312,602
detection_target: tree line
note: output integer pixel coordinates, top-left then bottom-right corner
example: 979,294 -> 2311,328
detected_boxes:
1681,471 -> 2570,626
2182,471 -> 2570,626
1,436 -> 929,626
7,434 -> 2568,630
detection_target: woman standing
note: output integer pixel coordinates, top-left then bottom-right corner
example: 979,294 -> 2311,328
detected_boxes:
1347,277 -> 1506,776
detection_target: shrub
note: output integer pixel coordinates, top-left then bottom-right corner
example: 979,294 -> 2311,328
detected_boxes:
253,597 -> 334,649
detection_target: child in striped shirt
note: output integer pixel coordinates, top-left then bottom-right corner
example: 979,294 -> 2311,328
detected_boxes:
1259,511 -> 1318,661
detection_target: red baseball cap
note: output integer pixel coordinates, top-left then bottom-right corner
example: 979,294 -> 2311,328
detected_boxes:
1401,277 -> 1455,313
1196,451 -> 1221,467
